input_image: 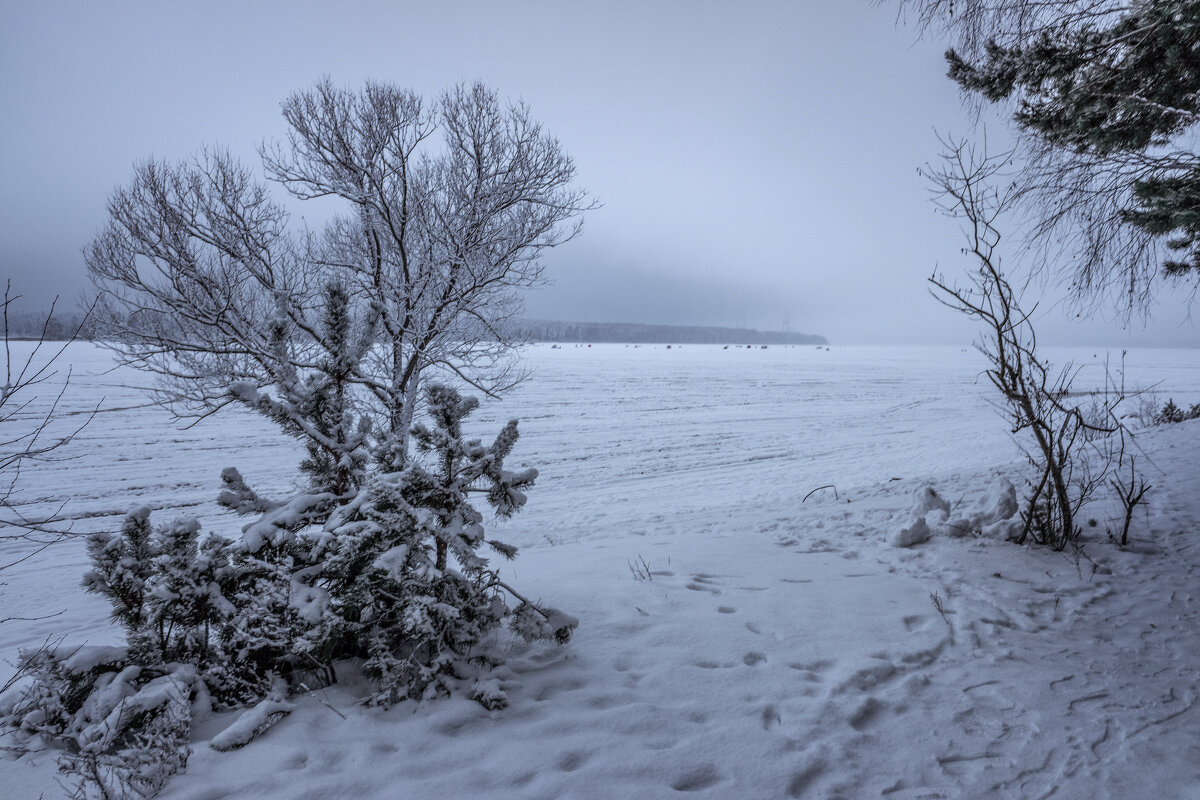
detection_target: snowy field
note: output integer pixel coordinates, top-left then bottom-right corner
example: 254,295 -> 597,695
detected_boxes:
3,342 -> 1200,799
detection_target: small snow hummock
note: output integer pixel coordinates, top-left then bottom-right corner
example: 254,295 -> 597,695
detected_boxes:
893,515 -> 932,547
209,695 -> 294,752
471,678 -> 508,711
973,480 -> 1024,541
891,481 -> 1021,547
891,485 -> 949,547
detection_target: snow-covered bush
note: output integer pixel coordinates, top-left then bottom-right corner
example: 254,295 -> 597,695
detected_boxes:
280,384 -> 577,706
64,383 -> 574,717
3,510 -> 241,797
1154,398 -> 1200,425
2,645 -> 194,800
82,509 -> 236,669
58,675 -> 191,800
59,381 -> 573,720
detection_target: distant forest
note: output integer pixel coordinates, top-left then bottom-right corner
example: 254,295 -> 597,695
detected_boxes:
516,320 -> 828,345
3,306 -> 92,341
3,308 -> 828,347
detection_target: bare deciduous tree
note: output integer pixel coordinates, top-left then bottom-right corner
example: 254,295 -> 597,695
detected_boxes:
86,79 -> 593,484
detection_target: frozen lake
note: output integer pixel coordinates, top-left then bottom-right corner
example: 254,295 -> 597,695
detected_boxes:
9,342 -> 1198,544
5,339 -> 1199,650
3,341 -> 1199,799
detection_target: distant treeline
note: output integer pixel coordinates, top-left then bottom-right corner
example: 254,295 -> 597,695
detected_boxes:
515,320 -> 828,345
3,307 -> 94,341
4,306 -> 829,347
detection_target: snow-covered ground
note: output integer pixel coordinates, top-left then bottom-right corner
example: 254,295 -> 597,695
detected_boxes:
2,343 -> 1199,799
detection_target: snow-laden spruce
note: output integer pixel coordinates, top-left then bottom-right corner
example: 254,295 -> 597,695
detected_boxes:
0,384 -> 575,797
270,384 -> 578,706
217,383 -> 577,705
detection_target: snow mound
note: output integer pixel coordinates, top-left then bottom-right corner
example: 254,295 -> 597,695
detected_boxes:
972,479 -> 1024,541
892,516 -> 932,547
893,481 -> 1021,546
891,485 -> 950,547
210,696 -> 294,752
911,485 -> 951,516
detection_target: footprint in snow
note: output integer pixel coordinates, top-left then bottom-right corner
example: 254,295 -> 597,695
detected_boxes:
585,693 -> 635,710
281,752 -> 308,771
533,676 -> 586,702
557,751 -> 589,772
686,574 -> 723,594
848,697 -> 886,731
744,651 -> 767,666
671,765 -> 722,792
786,761 -> 826,798
761,705 -> 782,729
953,703 -> 1019,741
787,659 -> 833,683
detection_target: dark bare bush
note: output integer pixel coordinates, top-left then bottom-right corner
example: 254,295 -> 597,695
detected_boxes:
926,136 -> 1144,550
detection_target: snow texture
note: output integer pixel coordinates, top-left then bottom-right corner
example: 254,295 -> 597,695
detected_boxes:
2,343 -> 1199,800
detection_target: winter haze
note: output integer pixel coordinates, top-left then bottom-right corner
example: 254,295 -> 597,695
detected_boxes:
1,0 -> 1195,345
4,3 -> 1200,798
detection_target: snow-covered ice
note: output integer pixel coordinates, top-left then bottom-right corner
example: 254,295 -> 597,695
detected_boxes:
2,343 -> 1198,799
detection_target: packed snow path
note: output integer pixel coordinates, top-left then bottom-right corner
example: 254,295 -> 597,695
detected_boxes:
1,344 -> 1198,798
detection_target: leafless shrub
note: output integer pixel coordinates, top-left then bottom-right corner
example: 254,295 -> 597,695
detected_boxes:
926,136 -> 1138,550
628,555 -> 652,582
1110,456 -> 1151,546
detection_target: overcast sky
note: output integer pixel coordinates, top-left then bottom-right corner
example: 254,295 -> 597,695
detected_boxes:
1,0 -> 1195,345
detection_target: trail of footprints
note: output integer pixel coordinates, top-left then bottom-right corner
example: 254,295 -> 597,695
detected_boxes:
503,564 -> 1006,796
